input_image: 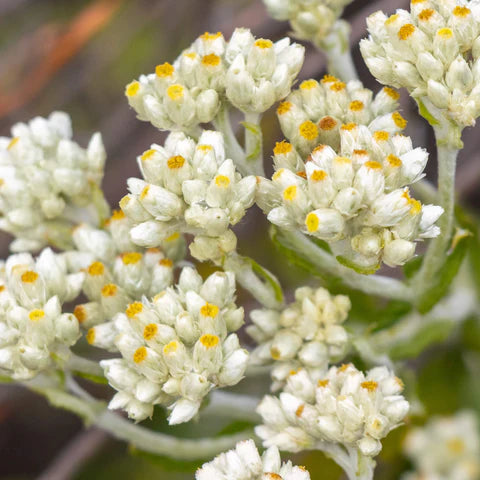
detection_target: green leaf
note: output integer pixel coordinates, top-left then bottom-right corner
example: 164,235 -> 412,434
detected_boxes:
370,300 -> 413,333
240,121 -> 261,162
416,99 -> 440,126
389,319 -> 455,360
270,226 -> 326,279
73,370 -> 108,385
403,255 -> 423,279
335,256 -> 380,275
244,256 -> 284,303
0,375 -> 13,383
416,229 -> 471,314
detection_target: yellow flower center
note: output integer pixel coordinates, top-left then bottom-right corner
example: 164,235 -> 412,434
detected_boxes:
392,112 -> 407,129
319,116 -> 337,131
341,122 -> 357,131
277,101 -> 292,115
386,154 -> 402,167
283,185 -> 297,201
254,38 -> 273,49
155,62 -> 174,77
101,284 -> 117,297
200,302 -> 219,317
299,120 -> 318,140
199,334 -> 219,349
273,140 -> 292,155
365,160 -> 382,170
373,130 -> 389,142
159,258 -> 173,267
398,24 -> 415,40
349,100 -> 364,112
167,84 -> 184,100
201,53 -> 221,66
361,380 -> 378,392
88,262 -> 104,276
126,302 -> 143,318
133,346 -> 147,364
305,212 -> 319,232
418,8 -> 434,21
7,137 -> 19,150
143,323 -> 158,340
330,81 -> 346,92
321,74 -> 338,83
318,379 -> 329,387
311,170 -> 328,182
74,305 -> 86,323
86,328 -> 95,344
111,209 -> 126,221
453,6 -> 470,17
29,309 -> 45,321
437,27 -> 453,38
125,81 -> 140,97
215,175 -> 230,188
200,31 -> 222,41
122,252 -> 143,265
167,155 -> 185,169
300,79 -> 318,90
21,270 -> 38,283
141,149 -> 156,161
163,340 -> 178,354
383,87 -> 400,100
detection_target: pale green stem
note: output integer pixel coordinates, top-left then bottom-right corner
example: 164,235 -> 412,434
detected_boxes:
413,129 -> 458,302
203,391 -> 260,423
223,252 -> 284,309
27,376 -> 253,461
280,229 -> 413,301
319,443 -> 375,480
243,112 -> 265,177
320,20 -> 358,82
213,105 -> 248,175
66,353 -> 105,378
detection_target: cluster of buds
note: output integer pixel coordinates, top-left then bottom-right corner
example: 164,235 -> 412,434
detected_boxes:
88,267 -> 248,424
262,0 -> 354,48
256,365 -> 409,458
0,249 -> 83,380
125,28 -> 304,132
277,76 -> 403,157
196,439 -> 310,480
248,286 -> 350,390
402,411 -> 480,480
0,112 -> 106,252
121,130 -> 256,262
361,2 -> 480,138
257,122 -> 443,270
69,223 -> 178,329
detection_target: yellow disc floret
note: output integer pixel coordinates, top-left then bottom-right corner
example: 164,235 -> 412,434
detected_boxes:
122,252 -> 143,265
299,120 -> 318,140
305,212 -> 319,232
87,261 -> 104,276
167,84 -> 184,100
101,284 -> 117,297
283,185 -> 297,201
200,302 -> 220,317
254,39 -> 273,49
167,155 -> 185,169
29,309 -> 45,321
200,334 -> 219,349
155,62 -> 174,77
133,346 -> 147,364
125,81 -> 140,97
215,175 -> 230,188
202,53 -> 221,66
143,323 -> 158,340
273,141 -> 293,155
126,302 -> 143,318
21,270 -> 38,283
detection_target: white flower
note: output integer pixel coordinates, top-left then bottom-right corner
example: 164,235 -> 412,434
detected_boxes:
361,2 -> 480,132
277,76 -> 402,156
0,249 -> 83,380
225,29 -> 304,113
402,411 -> 480,480
65,220 -> 183,328
257,122 -> 442,270
125,29 -> 304,131
262,0 -> 354,48
256,365 -> 409,457
248,285 -> 350,390
0,112 -> 106,252
89,266 -> 248,423
121,130 -> 256,262
196,439 -> 311,480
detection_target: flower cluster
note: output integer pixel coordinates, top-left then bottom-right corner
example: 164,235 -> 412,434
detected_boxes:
256,365 -> 409,457
121,130 -> 256,262
402,411 -> 480,480
0,112 -> 106,252
68,221 -> 182,328
88,267 -> 248,423
125,28 -> 304,131
248,286 -> 350,390
196,439 -> 310,480
257,122 -> 443,270
262,0 -> 354,48
0,249 -> 83,380
361,1 -> 480,134
277,76 -> 403,156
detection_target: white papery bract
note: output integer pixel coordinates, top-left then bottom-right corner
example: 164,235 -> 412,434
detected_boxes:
125,28 -> 304,130
402,411 -> 480,480
67,220 -> 183,328
196,439 -> 311,480
121,130 -> 256,262
89,266 -> 248,424
361,2 -> 480,136
262,0 -> 354,48
0,248 -> 83,380
277,76 -> 402,156
257,121 -> 443,270
248,286 -> 350,390
0,112 -> 106,252
256,364 -> 409,457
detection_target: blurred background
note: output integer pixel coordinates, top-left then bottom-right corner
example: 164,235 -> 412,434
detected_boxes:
1,0 -> 480,478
